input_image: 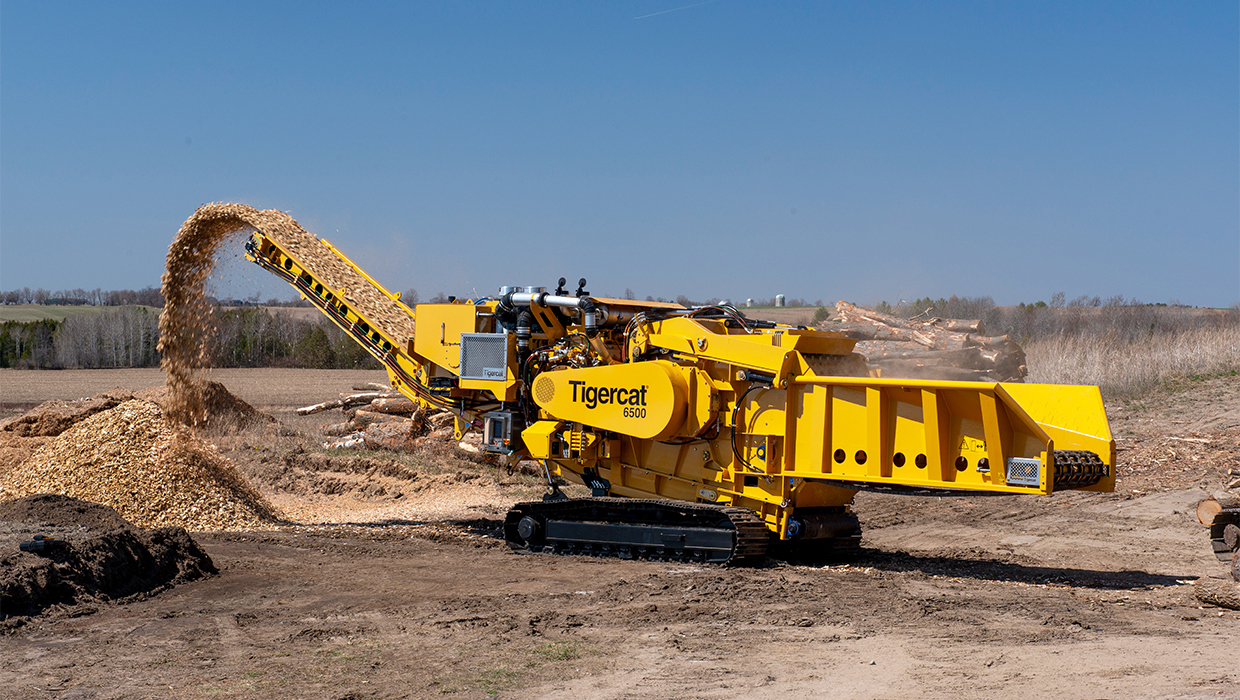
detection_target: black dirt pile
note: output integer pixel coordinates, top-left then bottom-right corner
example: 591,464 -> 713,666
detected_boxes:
0,400 -> 282,531
160,203 -> 416,426
0,494 -> 216,629
0,493 -> 132,530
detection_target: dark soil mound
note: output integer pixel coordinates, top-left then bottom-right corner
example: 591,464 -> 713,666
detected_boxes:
0,389 -> 134,438
0,494 -> 217,628
0,493 -> 132,531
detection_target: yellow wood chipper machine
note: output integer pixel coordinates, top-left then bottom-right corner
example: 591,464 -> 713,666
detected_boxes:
245,226 -> 1115,564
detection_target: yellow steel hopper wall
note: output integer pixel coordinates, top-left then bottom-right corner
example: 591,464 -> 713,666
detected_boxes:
777,376 -> 1114,494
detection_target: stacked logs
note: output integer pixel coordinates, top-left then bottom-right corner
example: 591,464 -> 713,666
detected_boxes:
827,301 -> 1028,382
1195,496 -> 1240,602
300,384 -> 459,453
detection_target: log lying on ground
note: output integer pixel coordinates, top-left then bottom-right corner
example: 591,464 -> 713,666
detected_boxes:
352,410 -> 416,430
296,391 -> 401,416
1195,577 -> 1240,608
369,397 -> 418,415
362,420 -> 418,452
828,301 -> 1027,382
321,422 -> 356,437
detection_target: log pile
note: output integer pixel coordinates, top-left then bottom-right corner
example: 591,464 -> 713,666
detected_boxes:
1196,495 -> 1240,583
300,386 -> 461,454
826,301 -> 1027,382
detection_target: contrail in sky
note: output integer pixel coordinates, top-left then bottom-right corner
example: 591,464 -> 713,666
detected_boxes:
634,0 -> 723,20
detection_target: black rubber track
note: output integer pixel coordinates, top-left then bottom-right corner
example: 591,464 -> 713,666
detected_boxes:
504,498 -> 770,566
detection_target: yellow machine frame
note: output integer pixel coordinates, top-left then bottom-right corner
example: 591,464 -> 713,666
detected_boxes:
246,230 -> 1115,543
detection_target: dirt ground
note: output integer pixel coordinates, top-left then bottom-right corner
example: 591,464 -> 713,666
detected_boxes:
1,368 -> 1238,700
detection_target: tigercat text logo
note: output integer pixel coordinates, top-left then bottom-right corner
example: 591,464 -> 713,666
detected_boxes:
568,381 -> 648,409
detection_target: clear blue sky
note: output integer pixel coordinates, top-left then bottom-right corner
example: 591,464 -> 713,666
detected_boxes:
2,1 -> 1237,307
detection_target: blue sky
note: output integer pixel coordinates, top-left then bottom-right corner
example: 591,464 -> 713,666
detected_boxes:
2,1 -> 1237,306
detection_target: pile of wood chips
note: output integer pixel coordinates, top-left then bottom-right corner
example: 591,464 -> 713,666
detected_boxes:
0,400 -> 281,531
160,203 -> 416,426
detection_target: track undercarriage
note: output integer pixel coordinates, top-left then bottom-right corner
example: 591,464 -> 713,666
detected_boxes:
504,497 -> 860,565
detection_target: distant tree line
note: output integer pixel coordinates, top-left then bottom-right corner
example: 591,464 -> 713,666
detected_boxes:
868,294 -> 1239,343
1,306 -> 379,370
2,286 -> 166,307
1,286 -> 318,308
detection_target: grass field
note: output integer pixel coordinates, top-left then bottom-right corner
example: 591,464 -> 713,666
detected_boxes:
0,304 -> 329,324
0,305 -> 161,323
1025,325 -> 1240,397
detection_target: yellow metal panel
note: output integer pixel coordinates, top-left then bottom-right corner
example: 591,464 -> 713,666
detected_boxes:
522,420 -> 562,460
531,361 -> 689,440
738,388 -> 787,436
775,330 -> 857,356
922,389 -> 952,481
784,376 -> 1068,494
998,382 -> 1116,492
865,387 -> 890,478
412,304 -> 478,373
979,391 -> 1012,485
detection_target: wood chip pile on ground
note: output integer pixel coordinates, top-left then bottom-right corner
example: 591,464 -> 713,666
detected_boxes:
0,389 -> 134,437
1,386 -> 277,476
0,400 -> 282,531
160,203 -> 416,426
1116,429 -> 1240,493
826,301 -> 1027,382
135,380 -> 277,433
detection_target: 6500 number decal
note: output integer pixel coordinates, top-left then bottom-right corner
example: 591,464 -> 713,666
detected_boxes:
623,406 -> 646,418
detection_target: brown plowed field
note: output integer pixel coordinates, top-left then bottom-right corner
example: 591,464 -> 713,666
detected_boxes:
1,368 -> 1238,700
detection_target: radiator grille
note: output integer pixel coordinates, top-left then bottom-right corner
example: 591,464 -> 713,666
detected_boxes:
1006,457 -> 1041,487
460,333 -> 509,381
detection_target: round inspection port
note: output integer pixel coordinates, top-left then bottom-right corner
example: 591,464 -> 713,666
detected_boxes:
833,449 -> 846,464
314,283 -> 323,295
955,456 -> 968,471
283,258 -> 293,271
893,453 -> 906,467
915,454 -> 927,468
855,450 -> 867,465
